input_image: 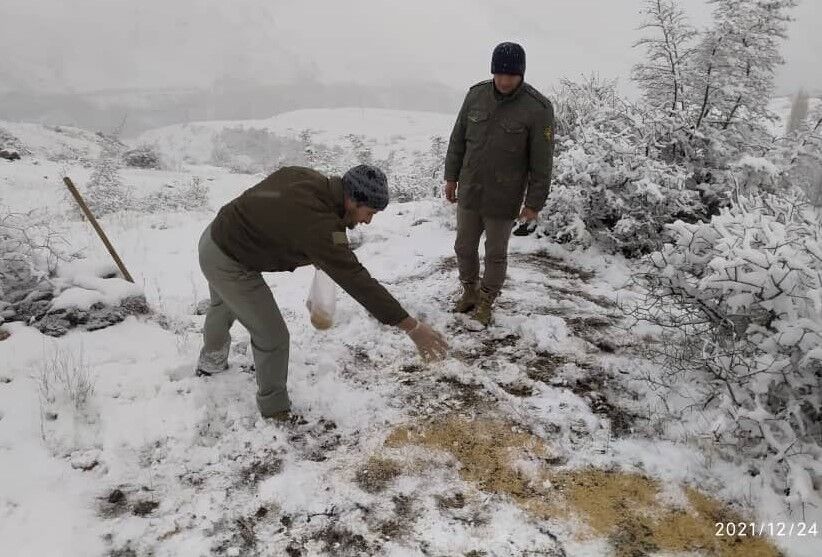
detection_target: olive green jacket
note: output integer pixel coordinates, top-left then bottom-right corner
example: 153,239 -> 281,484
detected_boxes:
444,80 -> 554,219
210,166 -> 409,326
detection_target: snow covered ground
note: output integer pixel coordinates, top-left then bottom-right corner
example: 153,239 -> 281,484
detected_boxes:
1,110 -> 820,556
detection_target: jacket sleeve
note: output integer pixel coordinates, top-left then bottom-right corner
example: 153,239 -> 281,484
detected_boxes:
525,102 -> 555,211
444,92 -> 470,182
304,220 -> 409,326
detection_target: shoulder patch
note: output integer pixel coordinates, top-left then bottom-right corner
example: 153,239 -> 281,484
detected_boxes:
469,79 -> 492,91
331,230 -> 349,246
524,83 -> 552,109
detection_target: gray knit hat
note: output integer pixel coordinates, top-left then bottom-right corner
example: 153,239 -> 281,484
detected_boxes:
341,164 -> 389,210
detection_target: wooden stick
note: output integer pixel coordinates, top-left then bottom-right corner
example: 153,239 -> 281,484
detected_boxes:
62,176 -> 134,283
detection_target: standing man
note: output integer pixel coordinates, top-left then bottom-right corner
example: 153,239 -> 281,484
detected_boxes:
197,164 -> 448,419
444,42 -> 555,327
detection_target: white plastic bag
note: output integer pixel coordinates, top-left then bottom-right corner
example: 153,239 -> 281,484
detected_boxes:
306,267 -> 336,330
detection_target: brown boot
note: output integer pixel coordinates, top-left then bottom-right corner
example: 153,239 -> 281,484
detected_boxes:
471,289 -> 497,327
452,282 -> 479,313
265,410 -> 308,426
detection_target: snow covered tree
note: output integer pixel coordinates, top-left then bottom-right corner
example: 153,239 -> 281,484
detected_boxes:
687,0 -> 797,132
786,88 -> 809,135
632,0 -> 695,113
423,135 -> 447,197
83,132 -> 131,218
628,0 -> 798,218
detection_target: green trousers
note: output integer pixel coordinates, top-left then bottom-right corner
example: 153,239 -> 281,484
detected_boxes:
454,207 -> 515,295
197,224 -> 290,416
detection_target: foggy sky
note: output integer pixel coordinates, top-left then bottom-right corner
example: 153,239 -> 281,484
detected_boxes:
1,0 -> 819,99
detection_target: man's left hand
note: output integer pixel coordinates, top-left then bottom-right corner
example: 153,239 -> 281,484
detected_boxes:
519,207 -> 539,222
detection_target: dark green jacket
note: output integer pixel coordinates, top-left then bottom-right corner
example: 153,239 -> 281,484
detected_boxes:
210,166 -> 409,326
444,80 -> 554,219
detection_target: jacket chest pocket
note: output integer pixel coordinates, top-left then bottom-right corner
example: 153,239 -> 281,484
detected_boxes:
499,119 -> 527,153
466,110 -> 490,142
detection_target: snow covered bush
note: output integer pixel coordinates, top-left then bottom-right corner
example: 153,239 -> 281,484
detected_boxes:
123,144 -> 163,169
385,136 -> 448,202
0,206 -> 67,301
628,192 -> 822,503
298,130 -> 445,203
0,126 -> 27,156
211,127 -> 306,174
541,76 -> 702,256
139,176 -> 210,213
731,155 -> 781,194
299,129 -> 345,175
345,133 -> 374,165
539,184 -> 592,249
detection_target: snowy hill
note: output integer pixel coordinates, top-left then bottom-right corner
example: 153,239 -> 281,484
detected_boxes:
0,120 -> 104,162
136,107 -> 454,167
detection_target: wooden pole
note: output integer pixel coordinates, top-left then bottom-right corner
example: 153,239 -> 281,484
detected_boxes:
62,176 -> 134,283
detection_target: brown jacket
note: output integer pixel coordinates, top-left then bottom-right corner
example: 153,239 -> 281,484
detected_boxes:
444,80 -> 554,219
210,166 -> 409,326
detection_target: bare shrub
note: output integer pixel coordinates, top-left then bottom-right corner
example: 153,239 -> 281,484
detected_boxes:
0,206 -> 70,299
37,345 -> 95,412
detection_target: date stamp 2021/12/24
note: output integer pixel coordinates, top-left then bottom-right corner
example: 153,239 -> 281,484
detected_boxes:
715,522 -> 819,537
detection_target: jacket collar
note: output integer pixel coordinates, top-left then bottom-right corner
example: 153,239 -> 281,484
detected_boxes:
490,79 -> 525,103
329,176 -> 346,218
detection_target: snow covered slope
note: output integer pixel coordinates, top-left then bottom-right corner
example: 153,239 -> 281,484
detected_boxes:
136,108 -> 454,165
0,120 -> 104,162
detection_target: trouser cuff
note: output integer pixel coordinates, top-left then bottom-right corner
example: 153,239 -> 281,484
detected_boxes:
257,388 -> 291,417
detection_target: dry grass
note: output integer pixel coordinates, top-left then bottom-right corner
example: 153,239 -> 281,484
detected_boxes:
354,456 -> 403,494
386,416 -> 780,557
386,417 -> 551,498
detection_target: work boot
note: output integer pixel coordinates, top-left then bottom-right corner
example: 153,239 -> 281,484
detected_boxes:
452,282 -> 479,313
195,363 -> 229,377
266,410 -> 291,422
471,289 -> 497,328
265,410 -> 307,426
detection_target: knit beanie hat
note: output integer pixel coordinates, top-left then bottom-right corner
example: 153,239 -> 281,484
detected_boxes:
491,42 -> 526,76
342,164 -> 389,210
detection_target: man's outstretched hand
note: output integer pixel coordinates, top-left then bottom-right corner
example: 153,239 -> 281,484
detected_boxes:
402,318 -> 448,362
